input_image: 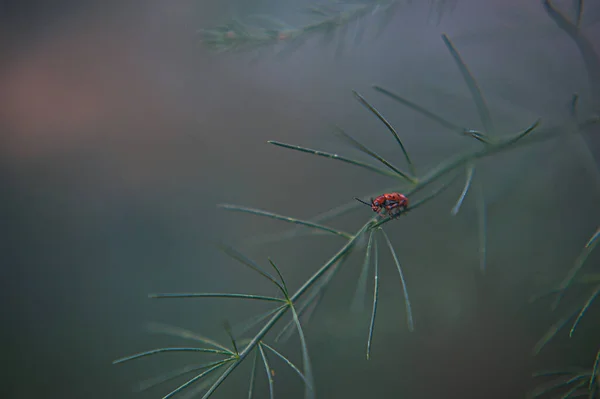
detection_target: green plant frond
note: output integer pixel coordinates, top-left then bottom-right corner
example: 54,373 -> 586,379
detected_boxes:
441,33 -> 495,135
334,126 -> 417,183
218,204 -> 353,239
145,322 -> 231,353
201,1 -> 401,55
260,342 -> 313,391
367,235 -> 380,360
351,230 -> 375,313
113,347 -> 231,365
267,140 -> 399,178
247,349 -> 259,399
135,360 -> 230,393
371,85 -> 465,133
258,343 -> 275,399
451,164 -> 475,215
552,227 -> 600,309
149,293 -> 287,303
351,90 -> 417,176
569,284 -> 600,337
217,244 -> 286,294
199,305 -> 288,399
380,229 -> 414,331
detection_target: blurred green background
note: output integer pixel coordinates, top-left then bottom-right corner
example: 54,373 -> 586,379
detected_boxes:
1,1 -> 599,398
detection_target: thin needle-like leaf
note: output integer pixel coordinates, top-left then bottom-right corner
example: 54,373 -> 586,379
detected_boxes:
569,283 -> 600,337
113,347 -> 230,364
261,342 -> 313,390
380,229 -> 414,331
463,129 -> 493,144
334,126 -> 417,183
586,227 -> 600,248
223,321 -> 239,355
503,119 -> 542,145
533,307 -> 580,355
367,236 -> 379,360
289,302 -> 316,399
575,0 -> 584,28
571,93 -> 580,118
441,33 -> 495,135
149,293 -> 286,303
351,230 -> 375,313
258,343 -> 275,399
558,380 -> 586,399
145,322 -> 231,353
371,85 -> 464,133
268,140 -> 399,178
590,349 -> 600,390
531,375 -> 589,398
476,177 -> 487,273
247,349 -> 259,399
218,204 -> 353,239
218,244 -> 285,294
275,252 -> 353,343
234,305 -> 288,338
552,227 -> 600,309
533,370 -> 589,378
162,361 -> 228,399
136,360 -> 230,393
268,258 -> 288,296
451,164 -> 474,215
352,90 -> 416,176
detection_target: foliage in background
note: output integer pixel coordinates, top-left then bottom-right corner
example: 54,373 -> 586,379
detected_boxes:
114,1 -> 600,398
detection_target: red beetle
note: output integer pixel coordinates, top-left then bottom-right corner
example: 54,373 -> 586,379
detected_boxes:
355,193 -> 409,218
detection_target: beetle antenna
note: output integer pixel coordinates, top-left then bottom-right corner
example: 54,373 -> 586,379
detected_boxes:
354,197 -> 372,207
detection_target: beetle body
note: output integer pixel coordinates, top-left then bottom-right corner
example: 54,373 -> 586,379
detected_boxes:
355,192 -> 409,218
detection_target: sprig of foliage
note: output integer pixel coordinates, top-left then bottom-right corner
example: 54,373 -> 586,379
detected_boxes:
200,0 -> 404,55
114,3 -> 600,397
531,353 -> 600,399
530,2 -> 600,398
